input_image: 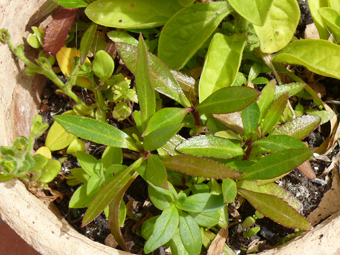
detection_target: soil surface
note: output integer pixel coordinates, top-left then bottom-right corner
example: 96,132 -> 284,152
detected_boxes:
31,0 -> 340,254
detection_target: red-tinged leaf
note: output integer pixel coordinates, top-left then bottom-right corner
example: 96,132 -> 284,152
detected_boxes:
297,160 -> 316,179
237,181 -> 301,211
238,188 -> 312,230
43,8 -> 78,56
108,172 -> 138,252
213,112 -> 245,135
82,158 -> 144,226
270,115 -> 321,140
162,155 -> 241,179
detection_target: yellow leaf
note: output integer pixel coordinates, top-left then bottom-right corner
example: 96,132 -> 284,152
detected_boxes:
35,146 -> 52,159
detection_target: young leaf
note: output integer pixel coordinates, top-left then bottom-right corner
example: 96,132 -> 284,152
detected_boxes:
93,50 -> 115,81
102,146 -> 123,168
85,0 -> 183,29
82,158 -> 144,226
116,42 -> 191,107
199,33 -> 247,102
273,39 -> 340,79
158,2 -> 233,70
107,30 -> 138,46
229,0 -> 274,25
308,0 -> 330,39
222,179 -> 237,203
213,112 -> 245,135
136,35 -> 156,131
146,154 -> 168,189
45,122 -> 76,151
76,151 -> 97,176
253,0 -> 300,53
69,184 -> 98,208
240,148 -> 314,180
261,93 -> 288,136
238,188 -> 312,230
196,87 -> 260,114
70,168 -> 90,184
80,23 -> 97,64
54,115 -> 139,151
54,0 -> 89,8
242,102 -> 260,136
270,115 -> 321,140
257,79 -> 276,120
143,124 -> 184,152
273,82 -> 305,100
148,184 -> 174,210
176,193 -> 225,213
176,136 -> 244,159
189,211 -> 220,228
144,205 -> 179,254
43,8 -> 78,55
252,135 -> 307,152
163,155 -> 241,180
178,211 -> 202,255
144,108 -> 189,137
319,7 -> 340,42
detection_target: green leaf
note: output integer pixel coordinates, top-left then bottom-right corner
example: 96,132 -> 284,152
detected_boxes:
168,230 -> 190,255
319,7 -> 340,42
176,135 -> 244,159
146,154 -> 168,189
237,181 -> 301,211
163,155 -> 241,179
196,86 -> 260,114
141,216 -> 159,241
76,151 -> 97,176
253,0 -> 300,53
70,168 -> 90,184
33,159 -> 61,183
69,184 -> 98,208
273,39 -> 340,80
199,33 -> 246,102
177,0 -> 196,7
252,135 -> 307,152
116,43 -> 191,107
162,134 -> 185,156
222,179 -> 237,203
178,211 -> 202,255
66,138 -> 85,156
54,115 -> 138,151
85,0 -> 183,29
238,188 -> 312,230
82,158 -> 144,226
176,193 -> 225,213
189,211 -> 220,228
270,115 -> 321,140
308,0 -> 330,39
80,23 -> 97,64
93,50 -> 114,81
136,35 -> 156,131
240,148 -> 314,180
213,112 -> 245,135
148,183 -> 174,210
158,2 -> 233,70
143,123 -> 184,152
228,0 -> 273,25
261,93 -> 288,135
144,108 -> 189,136
242,102 -> 260,136
45,121 -> 77,151
257,79 -> 276,120
54,0 -> 89,8
328,0 -> 340,12
144,204 -> 179,254
304,110 -> 333,125
107,30 -> 138,46
102,146 -> 123,168
274,82 -> 305,100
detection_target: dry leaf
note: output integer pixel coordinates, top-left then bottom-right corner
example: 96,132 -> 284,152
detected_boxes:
207,227 -> 228,255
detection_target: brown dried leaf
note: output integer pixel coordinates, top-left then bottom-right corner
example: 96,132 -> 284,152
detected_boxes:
207,227 -> 229,255
43,8 -> 78,56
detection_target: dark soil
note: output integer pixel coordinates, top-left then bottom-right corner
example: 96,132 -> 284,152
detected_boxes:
32,1 -> 340,254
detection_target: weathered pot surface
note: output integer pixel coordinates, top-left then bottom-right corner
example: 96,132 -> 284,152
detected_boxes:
0,1 -> 339,254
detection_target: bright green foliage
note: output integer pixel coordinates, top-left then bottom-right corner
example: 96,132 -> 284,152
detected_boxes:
93,50 -> 114,81
107,30 -> 138,46
146,154 -> 168,189
319,7 -> 340,43
54,0 -> 89,8
80,23 -> 97,64
46,121 -> 77,151
308,0 -> 330,39
222,179 -> 237,203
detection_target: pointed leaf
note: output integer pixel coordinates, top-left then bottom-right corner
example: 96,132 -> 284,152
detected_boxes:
178,211 -> 202,255
308,0 -> 330,39
273,39 -> 340,79
162,134 -> 186,156
82,158 -> 144,226
176,193 -> 225,213
213,112 -> 245,135
238,188 -> 312,230
148,183 -> 175,210
146,154 -> 168,189
176,135 -> 244,159
116,43 -> 191,107
143,124 -> 184,152
144,205 -> 179,254
252,135 -> 306,152
144,108 -> 189,136
69,184 -> 98,208
270,115 -> 321,140
45,121 -> 77,151
319,7 -> 340,42
261,93 -> 288,135
80,23 -> 97,64
196,87 -> 260,114
253,0 -> 300,53
136,35 -> 156,131
242,102 -> 260,136
240,148 -> 314,180
199,33 -> 246,102
43,8 -> 78,55
54,115 -> 138,151
85,0 -> 182,29
162,155 -> 241,179
158,2 -> 233,70
257,79 -> 276,120
107,30 -> 138,46
237,181 -> 301,211
76,151 -> 97,176
274,82 -> 305,100
222,179 -> 237,203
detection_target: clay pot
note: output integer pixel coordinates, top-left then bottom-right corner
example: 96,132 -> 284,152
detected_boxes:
0,1 -> 339,255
